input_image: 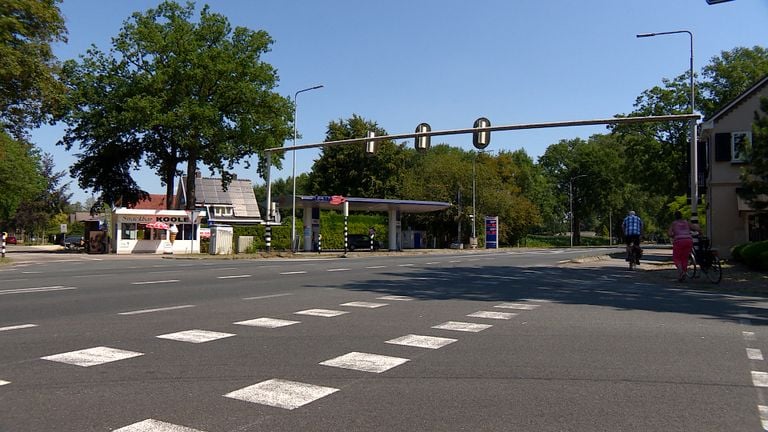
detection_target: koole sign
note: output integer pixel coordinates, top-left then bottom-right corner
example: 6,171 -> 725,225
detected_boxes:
120,215 -> 190,224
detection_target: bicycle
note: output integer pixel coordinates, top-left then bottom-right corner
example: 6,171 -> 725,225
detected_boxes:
685,235 -> 722,284
626,243 -> 642,270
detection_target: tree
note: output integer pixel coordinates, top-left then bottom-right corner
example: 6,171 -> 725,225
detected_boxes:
699,46 -> 768,118
0,0 -> 67,138
739,97 -> 768,212
307,115 -> 408,198
59,1 -> 293,209
11,153 -> 72,241
0,131 -> 46,225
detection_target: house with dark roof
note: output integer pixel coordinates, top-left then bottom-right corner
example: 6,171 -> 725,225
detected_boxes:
700,74 -> 768,256
175,172 -> 264,225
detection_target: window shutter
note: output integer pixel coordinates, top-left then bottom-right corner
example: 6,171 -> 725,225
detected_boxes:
714,133 -> 731,161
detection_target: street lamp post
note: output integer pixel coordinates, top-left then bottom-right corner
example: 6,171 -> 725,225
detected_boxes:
291,85 -> 323,252
636,30 -> 698,227
569,174 -> 588,248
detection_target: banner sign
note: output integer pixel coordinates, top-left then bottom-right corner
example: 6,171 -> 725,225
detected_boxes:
485,216 -> 499,249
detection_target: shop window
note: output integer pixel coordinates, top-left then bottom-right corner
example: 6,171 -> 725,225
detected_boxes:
121,223 -> 137,240
152,228 -> 167,241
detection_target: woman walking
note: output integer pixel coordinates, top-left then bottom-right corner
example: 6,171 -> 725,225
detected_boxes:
668,211 -> 698,281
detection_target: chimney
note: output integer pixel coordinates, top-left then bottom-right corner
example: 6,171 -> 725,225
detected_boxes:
195,170 -> 202,178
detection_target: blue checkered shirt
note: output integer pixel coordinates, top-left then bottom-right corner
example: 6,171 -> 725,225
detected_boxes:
623,215 -> 643,236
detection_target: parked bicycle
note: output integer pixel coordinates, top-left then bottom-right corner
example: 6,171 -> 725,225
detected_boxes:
685,235 -> 722,284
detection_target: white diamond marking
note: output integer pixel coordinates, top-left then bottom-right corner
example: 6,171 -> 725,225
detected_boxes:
112,418 -> 206,431
42,346 -> 143,367
432,321 -> 492,333
320,351 -> 409,373
340,301 -> 388,308
234,318 -> 300,328
156,329 -> 235,343
224,379 -> 339,410
294,309 -> 348,317
386,334 -> 457,349
467,311 -> 517,320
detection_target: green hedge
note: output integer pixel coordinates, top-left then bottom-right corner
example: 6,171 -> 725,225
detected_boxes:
232,212 -> 388,252
733,240 -> 768,271
522,235 -> 612,247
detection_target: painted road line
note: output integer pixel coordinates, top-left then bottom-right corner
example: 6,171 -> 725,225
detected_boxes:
386,334 -> 457,350
0,380 -> 9,386
320,352 -> 409,373
753,371 -> 768,387
156,329 -> 236,344
42,346 -> 143,367
0,323 -> 38,332
235,318 -> 301,328
744,331 -> 757,341
425,262 -> 441,265
759,405 -> 768,431
280,271 -> 307,275
0,286 -> 76,295
225,379 -> 339,410
467,311 -> 517,320
243,293 -> 294,301
131,280 -> 179,285
294,309 -> 349,318
377,295 -> 414,301
432,321 -> 492,333
494,302 -> 540,310
327,268 -> 351,272
118,305 -> 195,316
340,301 -> 388,308
365,265 -> 387,269
748,348 -> 764,361
217,275 -> 252,279
398,263 -> 415,267
112,418 -> 206,432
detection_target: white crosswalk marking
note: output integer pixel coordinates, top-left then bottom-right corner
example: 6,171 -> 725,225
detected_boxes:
753,371 -> 768,387
377,295 -> 414,301
432,321 -> 492,333
156,329 -> 235,344
386,334 -> 457,349
234,318 -> 300,328
224,379 -> 339,410
747,348 -> 764,361
340,301 -> 388,308
320,352 -> 409,373
42,346 -> 143,367
467,311 -> 517,320
494,302 -> 540,310
112,418 -> 206,431
294,309 -> 348,317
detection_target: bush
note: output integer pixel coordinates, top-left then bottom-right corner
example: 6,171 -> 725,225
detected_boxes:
739,240 -> 768,270
730,242 -> 750,262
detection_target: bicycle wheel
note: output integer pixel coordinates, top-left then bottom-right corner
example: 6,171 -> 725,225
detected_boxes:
705,257 -> 722,284
628,249 -> 636,270
686,252 -> 697,279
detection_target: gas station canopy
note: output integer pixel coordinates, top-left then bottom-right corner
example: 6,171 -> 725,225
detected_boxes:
297,196 -> 451,213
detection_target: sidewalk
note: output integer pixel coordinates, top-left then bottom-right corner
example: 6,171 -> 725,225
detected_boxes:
564,246 -> 768,296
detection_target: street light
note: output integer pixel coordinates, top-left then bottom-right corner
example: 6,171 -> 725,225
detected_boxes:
291,85 -> 323,252
636,30 -> 698,227
569,174 -> 588,248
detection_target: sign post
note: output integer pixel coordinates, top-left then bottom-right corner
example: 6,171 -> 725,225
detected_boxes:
485,216 -> 499,249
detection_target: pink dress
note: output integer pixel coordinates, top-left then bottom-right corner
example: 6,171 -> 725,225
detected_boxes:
668,219 -> 693,276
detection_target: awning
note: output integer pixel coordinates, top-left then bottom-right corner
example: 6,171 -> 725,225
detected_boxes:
145,221 -> 170,230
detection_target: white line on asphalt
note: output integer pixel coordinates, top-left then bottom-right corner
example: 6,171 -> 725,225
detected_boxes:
42,346 -> 144,367
118,305 -> 195,315
217,275 -> 252,279
425,262 -> 440,265
131,280 -> 179,285
0,323 -> 38,332
744,331 -> 757,341
243,293 -> 293,300
0,278 -> 28,282
112,418 -> 205,432
398,263 -> 415,267
759,405 -> 768,431
156,329 -> 235,343
0,380 -> 10,386
280,271 -> 307,275
224,379 -> 339,410
753,371 -> 768,387
747,348 -> 764,361
0,286 -> 76,295
327,268 -> 351,272
320,351 -> 409,373
21,271 -> 41,274
449,260 -> 461,263
365,265 -> 387,269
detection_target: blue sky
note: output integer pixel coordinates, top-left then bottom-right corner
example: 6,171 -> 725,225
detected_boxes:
30,0 -> 768,203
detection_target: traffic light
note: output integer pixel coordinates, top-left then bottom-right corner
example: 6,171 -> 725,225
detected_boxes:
415,123 -> 431,152
472,117 -> 491,149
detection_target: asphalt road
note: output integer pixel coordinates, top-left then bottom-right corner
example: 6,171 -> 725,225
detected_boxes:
1,248 -> 766,431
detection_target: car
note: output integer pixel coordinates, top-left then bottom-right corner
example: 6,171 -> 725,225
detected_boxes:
4,235 -> 17,245
64,235 -> 84,250
347,234 -> 380,251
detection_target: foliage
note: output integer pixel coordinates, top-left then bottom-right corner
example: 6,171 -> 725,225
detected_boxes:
738,97 -> 768,212
307,115 -> 408,199
0,131 -> 46,224
11,153 -> 72,240
0,0 -> 67,138
699,46 -> 768,118
737,240 -> 768,270
59,0 -> 293,208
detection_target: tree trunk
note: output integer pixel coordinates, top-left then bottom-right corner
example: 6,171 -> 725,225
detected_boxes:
185,157 -> 197,211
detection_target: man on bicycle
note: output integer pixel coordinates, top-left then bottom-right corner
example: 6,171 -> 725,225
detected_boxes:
622,210 -> 643,264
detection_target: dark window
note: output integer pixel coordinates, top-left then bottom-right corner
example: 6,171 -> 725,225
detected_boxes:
714,133 -> 731,161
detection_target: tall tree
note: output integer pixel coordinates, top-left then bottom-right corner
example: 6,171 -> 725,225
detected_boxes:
0,0 -> 67,138
699,46 -> 768,118
738,97 -> 768,212
0,131 -> 46,224
59,1 -> 293,209
307,114 -> 408,198
11,153 -> 72,241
